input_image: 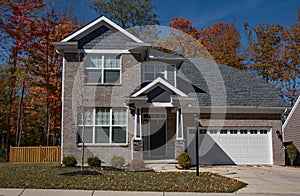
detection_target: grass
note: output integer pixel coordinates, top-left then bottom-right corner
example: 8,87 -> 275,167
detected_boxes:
0,163 -> 247,192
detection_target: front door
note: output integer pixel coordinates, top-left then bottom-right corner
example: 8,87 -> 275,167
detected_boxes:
142,113 -> 167,159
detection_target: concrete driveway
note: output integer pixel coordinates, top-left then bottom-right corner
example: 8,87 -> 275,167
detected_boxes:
201,165 -> 300,195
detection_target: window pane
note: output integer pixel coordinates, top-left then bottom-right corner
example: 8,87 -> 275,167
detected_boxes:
78,127 -> 93,143
145,66 -> 154,72
104,70 -> 120,83
96,108 -> 110,125
86,54 -> 102,68
144,73 -> 154,81
79,108 -> 93,125
86,70 -> 102,84
112,126 -> 126,143
95,127 -> 109,143
112,109 -> 126,125
156,66 -> 165,73
104,55 -> 120,68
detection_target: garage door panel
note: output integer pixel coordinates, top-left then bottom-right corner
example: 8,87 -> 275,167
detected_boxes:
188,128 -> 272,165
249,139 -> 259,144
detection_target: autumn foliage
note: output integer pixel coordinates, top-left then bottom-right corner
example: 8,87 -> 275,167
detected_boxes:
0,0 -> 79,156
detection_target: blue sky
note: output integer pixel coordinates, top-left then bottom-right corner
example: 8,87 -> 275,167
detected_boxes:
66,0 -> 299,31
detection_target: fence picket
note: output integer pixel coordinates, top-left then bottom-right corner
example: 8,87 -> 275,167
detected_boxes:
9,146 -> 61,163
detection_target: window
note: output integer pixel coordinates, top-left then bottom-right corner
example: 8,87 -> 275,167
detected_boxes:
260,130 -> 268,134
220,130 -> 228,134
230,130 -> 238,134
209,130 -> 218,134
250,130 -> 258,134
240,130 -> 248,134
78,108 -> 127,144
143,65 -> 166,82
85,54 -> 121,84
199,129 -> 207,134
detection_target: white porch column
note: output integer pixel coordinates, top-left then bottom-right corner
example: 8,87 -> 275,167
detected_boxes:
134,108 -> 142,139
176,108 -> 183,139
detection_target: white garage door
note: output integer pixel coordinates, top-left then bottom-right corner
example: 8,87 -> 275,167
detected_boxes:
187,128 -> 273,165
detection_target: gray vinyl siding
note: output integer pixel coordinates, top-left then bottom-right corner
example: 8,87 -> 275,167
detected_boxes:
284,104 -> 300,153
78,25 -> 132,50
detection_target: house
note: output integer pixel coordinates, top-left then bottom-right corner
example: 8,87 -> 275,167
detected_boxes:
54,16 -> 288,165
282,96 -> 300,165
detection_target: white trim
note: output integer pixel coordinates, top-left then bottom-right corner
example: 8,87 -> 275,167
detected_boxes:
176,108 -> 184,139
61,16 -> 143,43
282,96 -> 300,131
80,49 -> 130,54
142,64 -> 168,83
270,128 -> 274,165
134,108 -> 142,140
149,102 -> 174,107
61,57 -> 66,164
85,54 -> 122,85
78,108 -> 128,145
132,77 -> 188,98
174,67 -> 177,88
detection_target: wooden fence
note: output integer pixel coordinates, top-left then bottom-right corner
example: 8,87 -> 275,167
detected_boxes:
10,146 -> 61,163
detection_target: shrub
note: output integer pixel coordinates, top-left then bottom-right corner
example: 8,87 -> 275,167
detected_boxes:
130,159 -> 145,170
178,152 -> 191,169
286,143 -> 298,166
110,155 -> 125,168
87,156 -> 101,167
62,155 -> 77,167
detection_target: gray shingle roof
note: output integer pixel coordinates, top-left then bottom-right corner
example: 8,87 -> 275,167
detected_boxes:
177,58 -> 287,107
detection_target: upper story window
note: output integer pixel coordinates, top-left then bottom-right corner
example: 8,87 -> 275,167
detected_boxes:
85,54 -> 121,84
143,65 -> 167,82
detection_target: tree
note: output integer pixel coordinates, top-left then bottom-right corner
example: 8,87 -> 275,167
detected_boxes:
278,10 -> 300,105
201,22 -> 245,69
30,7 -> 80,146
0,0 -> 79,153
89,0 -> 159,28
160,17 -> 244,68
157,17 -> 211,59
244,23 -> 283,83
0,0 -> 46,149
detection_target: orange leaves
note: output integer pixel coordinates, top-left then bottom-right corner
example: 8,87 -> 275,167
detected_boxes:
165,17 -> 244,68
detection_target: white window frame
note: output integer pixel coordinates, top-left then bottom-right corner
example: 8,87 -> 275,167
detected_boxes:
142,65 -> 167,82
77,108 -> 128,145
85,54 -> 122,85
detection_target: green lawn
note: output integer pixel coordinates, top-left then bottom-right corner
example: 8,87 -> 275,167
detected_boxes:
0,163 -> 246,192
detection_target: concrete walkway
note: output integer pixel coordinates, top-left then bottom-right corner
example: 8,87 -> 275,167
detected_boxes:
1,188 -> 300,196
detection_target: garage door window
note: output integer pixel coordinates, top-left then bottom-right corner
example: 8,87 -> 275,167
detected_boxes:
220,130 -> 228,134
240,130 -> 248,134
250,130 -> 258,134
260,130 -> 268,134
230,130 -> 238,134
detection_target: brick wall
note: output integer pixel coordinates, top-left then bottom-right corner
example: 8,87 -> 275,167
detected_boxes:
62,53 -> 142,164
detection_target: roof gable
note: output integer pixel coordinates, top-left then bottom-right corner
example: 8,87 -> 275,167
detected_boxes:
61,16 -> 143,43
132,77 -> 188,98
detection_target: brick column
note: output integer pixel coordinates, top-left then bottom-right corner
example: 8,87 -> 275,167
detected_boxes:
175,139 -> 186,159
133,139 -> 143,160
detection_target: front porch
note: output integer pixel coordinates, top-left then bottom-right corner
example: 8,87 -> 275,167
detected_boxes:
131,108 -> 186,161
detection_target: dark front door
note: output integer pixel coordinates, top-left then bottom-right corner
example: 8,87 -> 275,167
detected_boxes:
143,113 -> 167,159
